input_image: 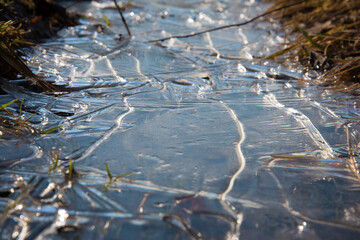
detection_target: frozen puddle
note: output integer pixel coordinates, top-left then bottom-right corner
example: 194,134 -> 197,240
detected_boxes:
1,0 -> 360,239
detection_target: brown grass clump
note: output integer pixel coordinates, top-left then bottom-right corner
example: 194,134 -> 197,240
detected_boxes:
267,0 -> 360,87
0,21 -> 57,91
0,99 -> 37,137
0,0 -> 78,42
0,0 -> 78,92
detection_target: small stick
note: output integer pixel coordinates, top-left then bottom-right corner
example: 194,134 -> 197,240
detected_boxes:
113,0 -> 131,36
163,215 -> 202,239
149,0 -> 306,42
136,192 -> 150,214
346,125 -> 360,180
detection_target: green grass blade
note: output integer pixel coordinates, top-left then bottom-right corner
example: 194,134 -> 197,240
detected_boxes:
12,39 -> 33,45
40,126 -> 62,134
25,113 -> 37,121
103,13 -> 110,28
0,98 -> 18,110
19,98 -> 24,116
295,25 -> 324,51
69,159 -> 74,180
105,162 -> 112,181
54,150 -> 59,169
114,172 -> 136,181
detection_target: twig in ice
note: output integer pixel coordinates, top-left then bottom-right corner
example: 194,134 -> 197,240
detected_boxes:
113,0 -> 131,36
149,0 -> 306,42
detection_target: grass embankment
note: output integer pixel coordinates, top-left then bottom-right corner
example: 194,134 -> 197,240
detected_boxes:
0,0 -> 78,137
267,0 -> 360,87
0,0 -> 78,92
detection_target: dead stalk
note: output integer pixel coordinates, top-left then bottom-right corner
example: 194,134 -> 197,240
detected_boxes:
113,0 -> 131,36
149,0 -> 306,42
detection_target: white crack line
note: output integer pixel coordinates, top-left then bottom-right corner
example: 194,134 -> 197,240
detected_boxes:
218,101 -> 246,201
74,97 -> 134,162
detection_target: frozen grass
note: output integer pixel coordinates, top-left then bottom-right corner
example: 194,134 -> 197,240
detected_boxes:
0,98 -> 37,137
267,0 -> 360,87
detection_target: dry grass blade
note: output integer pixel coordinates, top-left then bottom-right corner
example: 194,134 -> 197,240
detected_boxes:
149,0 -> 307,42
163,215 -> 202,239
345,126 -> 360,180
266,44 -> 297,59
0,31 -> 57,92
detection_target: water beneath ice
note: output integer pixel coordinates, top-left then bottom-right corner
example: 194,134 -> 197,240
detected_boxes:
1,0 -> 360,239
